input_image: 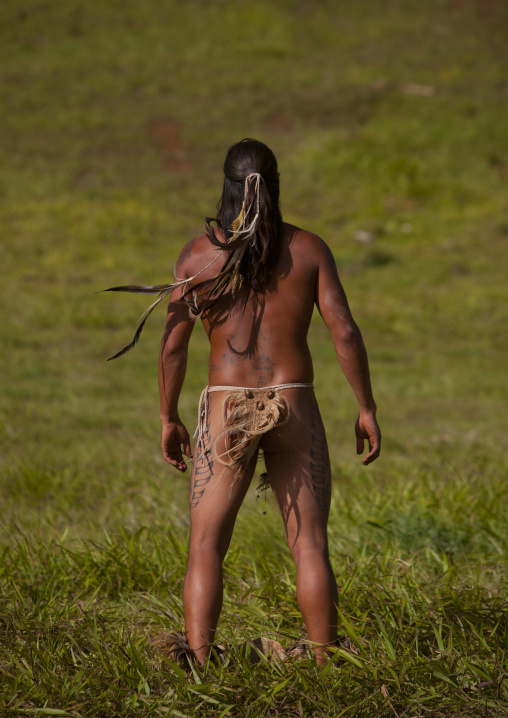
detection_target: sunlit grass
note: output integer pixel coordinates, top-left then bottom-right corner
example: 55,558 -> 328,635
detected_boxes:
2,479 -> 507,716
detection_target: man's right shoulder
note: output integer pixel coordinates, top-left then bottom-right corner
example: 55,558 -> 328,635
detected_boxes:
174,232 -> 210,277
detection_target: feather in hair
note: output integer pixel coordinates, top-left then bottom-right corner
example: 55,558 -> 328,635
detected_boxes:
103,173 -> 263,359
103,281 -> 187,360
103,249 -> 224,359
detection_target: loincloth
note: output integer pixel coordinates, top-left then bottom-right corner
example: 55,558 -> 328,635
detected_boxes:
194,383 -> 313,482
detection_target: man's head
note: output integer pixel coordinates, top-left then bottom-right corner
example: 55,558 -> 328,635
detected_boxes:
223,138 -> 280,206
192,139 -> 284,312
214,139 -> 282,282
219,139 -> 280,235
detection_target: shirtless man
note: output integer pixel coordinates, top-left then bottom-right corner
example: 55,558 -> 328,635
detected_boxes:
157,139 -> 381,664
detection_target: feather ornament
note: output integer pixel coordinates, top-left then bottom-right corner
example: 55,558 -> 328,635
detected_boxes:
103,173 -> 263,359
231,202 -> 245,232
103,280 -> 190,360
103,249 -> 224,360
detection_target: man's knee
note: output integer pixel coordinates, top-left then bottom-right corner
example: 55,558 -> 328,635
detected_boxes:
188,528 -> 231,562
288,537 -> 329,566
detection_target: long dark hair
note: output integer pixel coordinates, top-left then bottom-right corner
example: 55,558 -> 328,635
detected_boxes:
180,139 -> 283,316
209,138 -> 283,291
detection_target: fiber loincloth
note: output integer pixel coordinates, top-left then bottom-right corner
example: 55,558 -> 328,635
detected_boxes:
194,383 -> 313,482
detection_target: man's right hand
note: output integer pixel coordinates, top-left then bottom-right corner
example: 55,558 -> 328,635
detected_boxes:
161,420 -> 192,472
355,412 -> 381,466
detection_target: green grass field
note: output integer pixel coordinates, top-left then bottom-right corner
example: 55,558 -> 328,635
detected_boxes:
1,1 -> 508,715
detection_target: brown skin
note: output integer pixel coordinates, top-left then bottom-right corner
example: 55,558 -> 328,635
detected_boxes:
159,223 -> 381,663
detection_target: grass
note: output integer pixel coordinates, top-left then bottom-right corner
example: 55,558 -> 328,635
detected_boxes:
1,0 -> 508,715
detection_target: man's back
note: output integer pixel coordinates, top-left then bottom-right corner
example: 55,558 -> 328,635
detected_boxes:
177,222 -> 344,388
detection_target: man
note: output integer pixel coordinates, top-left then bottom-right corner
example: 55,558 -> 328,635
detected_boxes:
156,139 -> 380,665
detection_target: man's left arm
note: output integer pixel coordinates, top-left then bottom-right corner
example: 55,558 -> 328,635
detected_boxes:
159,293 -> 196,472
314,237 -> 381,465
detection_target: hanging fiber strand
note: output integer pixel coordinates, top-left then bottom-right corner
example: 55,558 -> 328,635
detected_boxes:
103,173 -> 262,361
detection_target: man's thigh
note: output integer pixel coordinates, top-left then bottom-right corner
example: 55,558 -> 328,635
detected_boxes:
261,389 -> 332,546
189,391 -> 259,554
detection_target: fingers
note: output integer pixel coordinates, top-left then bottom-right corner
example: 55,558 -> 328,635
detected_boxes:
163,447 -> 187,472
362,433 -> 381,465
362,442 -> 380,465
356,416 -> 381,465
355,418 -> 364,455
160,422 -> 192,472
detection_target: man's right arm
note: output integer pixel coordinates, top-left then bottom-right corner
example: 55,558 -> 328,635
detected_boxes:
314,238 -> 381,465
159,285 -> 196,472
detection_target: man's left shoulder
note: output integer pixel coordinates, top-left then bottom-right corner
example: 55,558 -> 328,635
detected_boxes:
286,224 -> 331,263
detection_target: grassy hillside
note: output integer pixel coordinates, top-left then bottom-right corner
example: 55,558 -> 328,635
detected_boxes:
1,1 -> 507,715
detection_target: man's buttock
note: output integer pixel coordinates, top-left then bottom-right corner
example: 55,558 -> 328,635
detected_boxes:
196,384 -> 315,472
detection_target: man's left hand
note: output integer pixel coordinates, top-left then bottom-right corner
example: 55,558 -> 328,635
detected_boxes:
355,413 -> 381,466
